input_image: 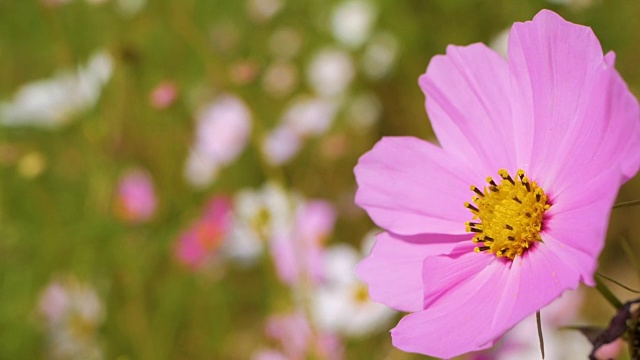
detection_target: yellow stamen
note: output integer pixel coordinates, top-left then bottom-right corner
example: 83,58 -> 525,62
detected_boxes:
465,169 -> 550,260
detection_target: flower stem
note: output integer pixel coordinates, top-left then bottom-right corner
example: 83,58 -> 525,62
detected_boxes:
596,273 -> 640,293
536,311 -> 545,359
595,276 -> 624,309
613,199 -> 640,209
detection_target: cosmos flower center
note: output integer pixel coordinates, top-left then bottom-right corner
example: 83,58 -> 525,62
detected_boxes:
464,169 -> 550,260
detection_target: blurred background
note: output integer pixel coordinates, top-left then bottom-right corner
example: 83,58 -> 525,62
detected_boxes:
2,0 -> 640,359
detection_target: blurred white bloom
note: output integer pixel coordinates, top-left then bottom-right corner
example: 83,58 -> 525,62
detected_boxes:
269,28 -> 303,60
345,92 -> 381,129
361,32 -> 399,80
262,62 -> 299,99
116,0 -> 147,16
183,149 -> 219,189
489,28 -> 510,59
331,0 -> 377,49
282,96 -> 338,137
312,235 -> 394,337
227,182 -> 296,264
37,276 -> 104,360
307,48 -> 354,98
262,96 -> 337,165
0,50 -> 113,128
247,0 -> 284,23
184,94 -> 252,188
262,125 -> 302,165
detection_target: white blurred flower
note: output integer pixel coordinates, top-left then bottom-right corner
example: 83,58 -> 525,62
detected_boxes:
489,28 -> 510,59
0,50 -> 113,128
262,62 -> 299,99
183,149 -> 219,189
331,0 -> 377,49
311,238 -> 395,337
282,96 -> 338,137
307,48 -> 354,98
261,125 -> 302,165
346,92 -> 381,129
227,182 -> 296,264
37,276 -> 105,360
116,0 -> 147,16
184,94 -> 252,188
269,27 -> 303,60
361,32 -> 399,80
247,0 -> 284,23
261,96 -> 337,165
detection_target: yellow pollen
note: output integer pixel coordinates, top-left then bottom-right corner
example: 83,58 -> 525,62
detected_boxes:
464,169 -> 550,260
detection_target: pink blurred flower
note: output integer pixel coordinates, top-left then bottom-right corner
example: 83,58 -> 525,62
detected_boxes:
270,200 -> 335,285
355,10 -> 640,358
38,282 -> 71,325
149,81 -> 178,109
595,338 -> 623,360
114,169 -> 157,223
176,196 -> 233,269
254,312 -> 344,360
184,94 -> 252,187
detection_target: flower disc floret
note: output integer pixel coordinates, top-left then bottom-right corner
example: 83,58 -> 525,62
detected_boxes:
465,169 -> 550,260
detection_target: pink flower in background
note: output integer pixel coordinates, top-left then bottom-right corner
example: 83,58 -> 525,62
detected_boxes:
184,94 -> 252,187
253,312 -> 344,360
176,196 -> 233,269
149,81 -> 178,109
355,10 -> 640,358
115,169 -> 157,223
271,200 -> 335,285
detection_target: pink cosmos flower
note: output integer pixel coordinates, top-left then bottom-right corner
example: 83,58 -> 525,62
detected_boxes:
114,169 -> 157,223
253,312 -> 344,360
270,200 -> 336,285
355,10 -> 640,358
149,81 -> 178,109
184,94 -> 252,187
176,196 -> 233,269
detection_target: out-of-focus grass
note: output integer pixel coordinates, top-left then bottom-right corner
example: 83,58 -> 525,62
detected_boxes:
1,0 -> 640,359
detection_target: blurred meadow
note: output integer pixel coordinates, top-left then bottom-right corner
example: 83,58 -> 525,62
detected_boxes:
2,0 -> 640,359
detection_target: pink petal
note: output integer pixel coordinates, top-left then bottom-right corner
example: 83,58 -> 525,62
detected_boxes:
391,257 -> 507,358
421,243 -> 493,308
508,10 -> 640,192
495,238 -> 581,339
419,43 -> 515,175
270,232 -> 300,285
548,59 -> 640,195
542,171 -> 621,285
356,231 -> 468,312
354,136 -> 477,236
392,240 -> 581,358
